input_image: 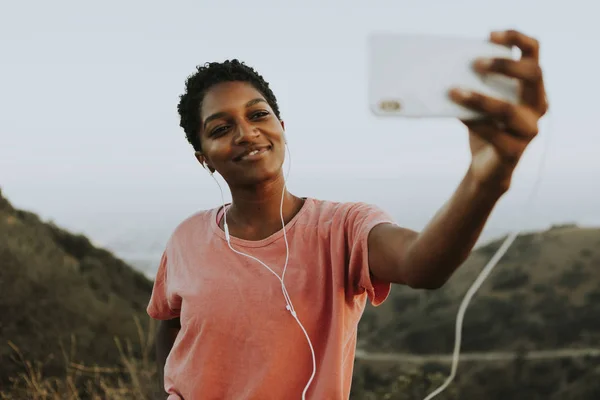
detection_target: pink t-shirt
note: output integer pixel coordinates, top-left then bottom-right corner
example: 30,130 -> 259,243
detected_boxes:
147,198 -> 397,400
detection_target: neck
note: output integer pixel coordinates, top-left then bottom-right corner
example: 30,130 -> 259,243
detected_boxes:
224,173 -> 304,240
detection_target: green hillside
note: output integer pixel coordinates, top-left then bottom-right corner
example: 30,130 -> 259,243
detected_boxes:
0,188 -> 158,398
1,187 -> 599,399
353,225 -> 600,399
359,225 -> 600,354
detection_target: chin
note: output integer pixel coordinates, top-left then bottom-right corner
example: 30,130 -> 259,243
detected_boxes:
250,167 -> 283,184
234,165 -> 284,187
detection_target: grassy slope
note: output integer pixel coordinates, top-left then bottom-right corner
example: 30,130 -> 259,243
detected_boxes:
353,225 -> 600,399
2,186 -> 599,398
359,226 -> 600,355
0,188 -> 154,387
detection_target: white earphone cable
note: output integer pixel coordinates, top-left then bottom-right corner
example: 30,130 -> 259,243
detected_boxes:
204,105 -> 550,400
210,141 -> 317,400
423,110 -> 553,400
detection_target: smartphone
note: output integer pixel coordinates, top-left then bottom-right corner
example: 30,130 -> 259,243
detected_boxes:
367,32 -> 521,120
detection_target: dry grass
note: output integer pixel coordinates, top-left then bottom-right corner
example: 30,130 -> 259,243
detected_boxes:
0,317 -> 159,400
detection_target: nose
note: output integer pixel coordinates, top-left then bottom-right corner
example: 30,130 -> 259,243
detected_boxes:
233,119 -> 259,144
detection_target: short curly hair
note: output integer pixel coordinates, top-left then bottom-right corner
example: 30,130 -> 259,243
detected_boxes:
177,59 -> 282,152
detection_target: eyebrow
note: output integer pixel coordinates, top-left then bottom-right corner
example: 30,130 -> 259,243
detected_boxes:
202,98 -> 267,130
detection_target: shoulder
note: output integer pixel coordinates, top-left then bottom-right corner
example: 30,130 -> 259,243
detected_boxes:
165,207 -> 220,251
307,197 -> 389,215
303,197 -> 394,227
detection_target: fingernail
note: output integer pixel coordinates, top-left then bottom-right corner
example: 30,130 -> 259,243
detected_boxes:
450,88 -> 472,99
473,58 -> 492,72
490,31 -> 505,41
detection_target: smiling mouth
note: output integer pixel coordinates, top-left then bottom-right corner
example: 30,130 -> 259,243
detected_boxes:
234,146 -> 271,162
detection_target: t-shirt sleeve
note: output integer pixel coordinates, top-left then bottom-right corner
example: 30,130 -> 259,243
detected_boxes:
344,202 -> 397,306
147,250 -> 181,320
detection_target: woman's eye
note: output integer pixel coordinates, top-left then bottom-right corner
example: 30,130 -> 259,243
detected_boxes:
211,126 -> 230,136
251,111 -> 269,119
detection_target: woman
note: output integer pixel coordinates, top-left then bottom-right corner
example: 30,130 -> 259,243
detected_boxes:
147,29 -> 548,400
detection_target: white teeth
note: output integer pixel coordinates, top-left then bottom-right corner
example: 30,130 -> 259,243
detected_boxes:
240,149 -> 261,160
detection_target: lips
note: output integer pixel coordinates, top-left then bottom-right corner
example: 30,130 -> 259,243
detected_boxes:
233,146 -> 271,162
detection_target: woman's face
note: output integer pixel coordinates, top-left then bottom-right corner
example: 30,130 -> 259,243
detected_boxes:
196,81 -> 286,187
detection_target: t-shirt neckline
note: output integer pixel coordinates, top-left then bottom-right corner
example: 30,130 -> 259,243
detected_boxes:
210,197 -> 314,248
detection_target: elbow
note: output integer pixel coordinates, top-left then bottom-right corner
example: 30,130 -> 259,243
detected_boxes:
399,242 -> 448,290
419,278 -> 447,290
397,243 -> 457,290
400,250 -> 457,290
407,276 -> 447,290
402,265 -> 452,290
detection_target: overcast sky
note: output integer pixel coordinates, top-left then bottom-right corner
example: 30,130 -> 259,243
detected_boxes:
1,0 -> 599,266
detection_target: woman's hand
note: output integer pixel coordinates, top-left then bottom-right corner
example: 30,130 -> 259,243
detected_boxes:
449,29 -> 549,193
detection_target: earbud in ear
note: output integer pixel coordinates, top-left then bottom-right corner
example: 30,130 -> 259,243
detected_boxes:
203,164 -> 214,175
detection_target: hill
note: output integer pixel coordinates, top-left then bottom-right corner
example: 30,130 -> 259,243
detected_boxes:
0,188 -> 158,398
1,187 -> 599,399
353,224 -> 600,399
358,224 -> 600,354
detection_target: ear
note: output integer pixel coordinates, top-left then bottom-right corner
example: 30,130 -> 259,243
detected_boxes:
195,151 -> 214,173
194,151 -> 205,166
280,120 -> 287,144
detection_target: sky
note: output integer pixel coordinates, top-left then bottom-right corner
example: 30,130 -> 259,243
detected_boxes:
1,0 -> 599,273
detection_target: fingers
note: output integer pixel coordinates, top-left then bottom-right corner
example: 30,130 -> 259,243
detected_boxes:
486,29 -> 548,115
490,29 -> 540,60
465,120 -> 527,163
473,58 -> 542,84
449,89 -> 539,139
